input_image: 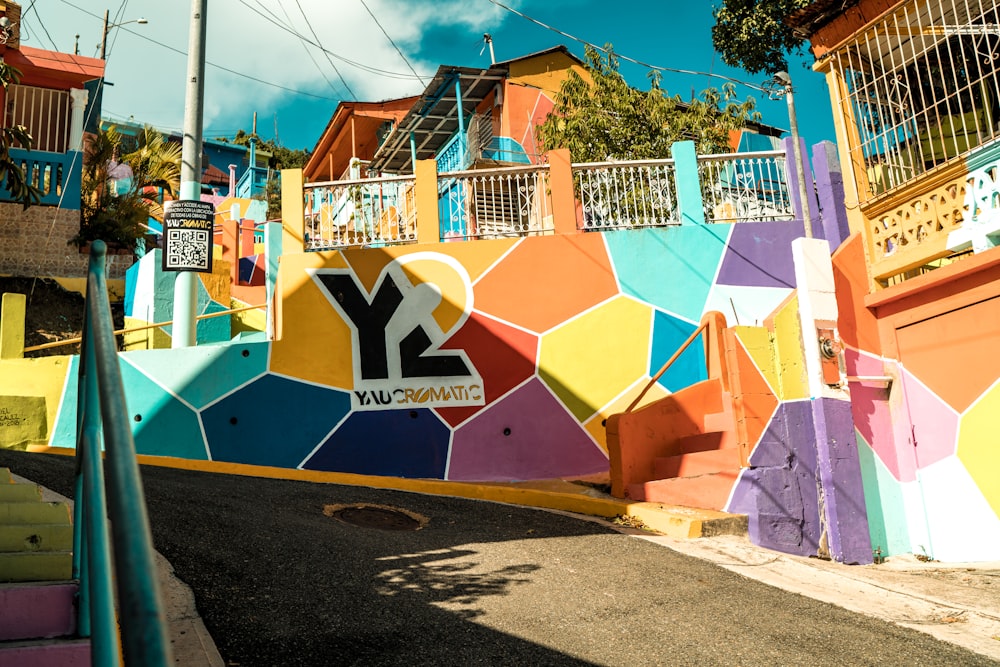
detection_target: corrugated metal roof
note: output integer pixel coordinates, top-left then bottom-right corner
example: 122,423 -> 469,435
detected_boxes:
368,65 -> 506,174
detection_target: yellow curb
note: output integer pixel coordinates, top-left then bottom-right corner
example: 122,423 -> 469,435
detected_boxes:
29,447 -> 745,539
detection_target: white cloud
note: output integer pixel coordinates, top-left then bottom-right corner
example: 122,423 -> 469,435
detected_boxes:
19,0 -> 513,143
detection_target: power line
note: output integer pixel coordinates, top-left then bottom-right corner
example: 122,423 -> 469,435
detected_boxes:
55,0 -> 341,101
291,0 -> 357,100
276,0 -> 350,99
23,0 -> 61,52
359,0 -> 426,86
483,0 -> 770,94
234,0 -> 428,80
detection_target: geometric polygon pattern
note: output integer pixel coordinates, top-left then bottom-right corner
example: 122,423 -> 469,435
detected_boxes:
472,233 -> 618,334
729,333 -> 780,457
117,362 -> 209,460
726,400 -> 822,555
767,293 -> 808,401
856,432 -> 913,557
303,408 -> 450,479
605,225 -> 731,322
649,310 -> 706,393
703,283 -> 793,329
715,220 -> 803,288
956,379 -> 1000,519
894,294 -> 1000,413
538,296 -> 652,422
268,254 -> 354,389
435,312 -> 538,428
202,373 -> 351,468
120,343 -> 268,410
917,455 -> 1000,561
582,378 -> 670,454
902,372 -> 959,470
448,378 -> 608,481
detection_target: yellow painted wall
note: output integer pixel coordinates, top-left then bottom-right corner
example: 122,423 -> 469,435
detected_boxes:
0,356 -> 72,448
506,51 -> 589,99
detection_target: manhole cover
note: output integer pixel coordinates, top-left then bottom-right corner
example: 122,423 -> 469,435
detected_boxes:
323,504 -> 427,531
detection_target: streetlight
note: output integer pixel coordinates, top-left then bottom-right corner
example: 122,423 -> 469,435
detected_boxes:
100,10 -> 148,60
770,71 -> 813,239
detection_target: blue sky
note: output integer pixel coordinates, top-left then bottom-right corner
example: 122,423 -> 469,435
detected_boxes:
26,1 -> 835,153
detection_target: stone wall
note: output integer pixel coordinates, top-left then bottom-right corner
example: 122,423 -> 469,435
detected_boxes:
0,203 -> 132,280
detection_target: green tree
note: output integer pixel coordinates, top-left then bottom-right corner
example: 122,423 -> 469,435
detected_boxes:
711,0 -> 811,75
0,61 -> 42,209
72,125 -> 182,252
538,44 -> 760,160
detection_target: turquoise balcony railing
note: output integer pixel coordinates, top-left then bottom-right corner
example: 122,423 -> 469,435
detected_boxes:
3,148 -> 82,208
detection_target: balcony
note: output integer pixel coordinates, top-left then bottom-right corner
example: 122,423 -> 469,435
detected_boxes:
1,148 -> 82,209
292,142 -> 802,252
823,0 -> 1000,285
236,165 -> 269,199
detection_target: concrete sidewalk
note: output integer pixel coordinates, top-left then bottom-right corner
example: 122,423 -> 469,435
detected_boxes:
645,533 -> 1000,661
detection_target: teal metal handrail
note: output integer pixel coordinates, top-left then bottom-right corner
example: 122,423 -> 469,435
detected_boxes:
72,241 -> 173,666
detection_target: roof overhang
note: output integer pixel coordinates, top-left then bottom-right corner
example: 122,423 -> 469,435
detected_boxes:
369,65 -> 507,174
2,45 -> 104,88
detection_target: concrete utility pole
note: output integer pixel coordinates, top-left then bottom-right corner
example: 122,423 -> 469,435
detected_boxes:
99,10 -> 147,60
776,71 -> 813,239
171,0 -> 207,348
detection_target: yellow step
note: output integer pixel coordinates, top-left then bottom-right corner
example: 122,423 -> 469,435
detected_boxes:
0,502 -> 72,525
0,523 -> 73,553
0,468 -> 13,484
0,551 -> 73,583
0,483 -> 44,502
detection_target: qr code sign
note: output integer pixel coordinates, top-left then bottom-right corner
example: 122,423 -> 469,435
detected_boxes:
166,229 -> 210,271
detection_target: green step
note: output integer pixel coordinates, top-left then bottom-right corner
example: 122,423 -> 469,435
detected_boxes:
0,523 -> 73,553
0,551 -> 73,582
0,468 -> 12,484
0,502 -> 72,525
0,483 -> 43,502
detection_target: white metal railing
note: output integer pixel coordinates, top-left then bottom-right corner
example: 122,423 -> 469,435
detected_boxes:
698,151 -> 794,223
7,84 -> 71,153
573,159 -> 679,229
831,0 -> 1000,199
339,158 -> 371,181
304,175 -> 417,250
438,164 -> 552,240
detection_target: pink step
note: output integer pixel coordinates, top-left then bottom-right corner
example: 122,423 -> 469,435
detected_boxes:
0,639 -> 90,667
653,448 -> 742,479
626,470 -> 739,511
0,583 -> 77,641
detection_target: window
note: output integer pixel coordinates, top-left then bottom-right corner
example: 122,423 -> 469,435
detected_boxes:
833,0 -> 1000,197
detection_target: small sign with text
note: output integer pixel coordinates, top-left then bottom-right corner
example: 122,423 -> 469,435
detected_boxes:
162,200 -> 215,273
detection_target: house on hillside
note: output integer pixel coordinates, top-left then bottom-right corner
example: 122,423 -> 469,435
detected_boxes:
303,97 -> 418,183
788,0 -> 1000,561
102,118 -> 273,198
305,45 -> 788,246
0,1 -> 111,278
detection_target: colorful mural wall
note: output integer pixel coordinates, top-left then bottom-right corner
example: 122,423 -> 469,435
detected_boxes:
15,134 -> 997,562
834,233 -> 1000,563
42,223 -> 811,479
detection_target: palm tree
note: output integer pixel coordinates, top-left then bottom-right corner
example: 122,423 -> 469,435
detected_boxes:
72,124 -> 182,252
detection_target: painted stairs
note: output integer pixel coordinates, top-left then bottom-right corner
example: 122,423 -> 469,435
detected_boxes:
607,376 -> 742,509
606,312 -> 758,511
0,467 -> 90,666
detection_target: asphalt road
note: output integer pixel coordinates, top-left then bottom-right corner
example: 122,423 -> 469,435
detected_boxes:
2,449 -> 995,667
